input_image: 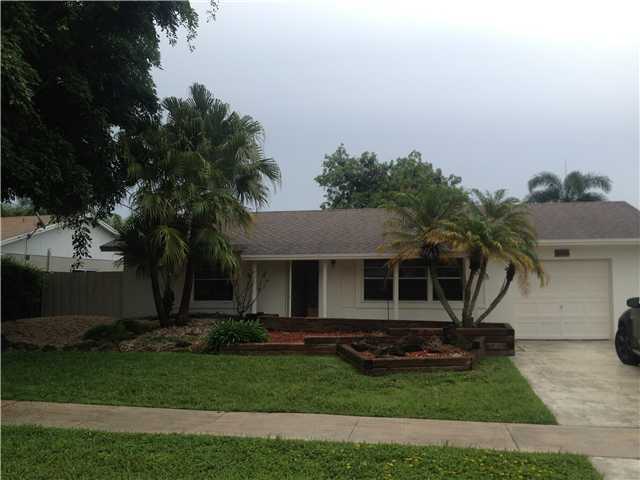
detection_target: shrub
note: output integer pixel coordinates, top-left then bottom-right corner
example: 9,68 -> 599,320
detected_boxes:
207,319 -> 269,352
83,322 -> 133,343
1,257 -> 46,321
82,319 -> 154,343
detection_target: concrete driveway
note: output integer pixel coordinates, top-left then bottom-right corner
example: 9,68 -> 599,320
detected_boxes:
513,341 -> 639,428
513,341 -> 640,479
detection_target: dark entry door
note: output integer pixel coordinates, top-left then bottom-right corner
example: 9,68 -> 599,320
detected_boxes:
291,261 -> 319,317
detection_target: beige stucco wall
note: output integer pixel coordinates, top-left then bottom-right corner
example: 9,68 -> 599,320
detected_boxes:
117,243 -> 639,340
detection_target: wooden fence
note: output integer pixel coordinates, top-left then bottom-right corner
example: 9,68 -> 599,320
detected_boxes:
41,272 -> 124,318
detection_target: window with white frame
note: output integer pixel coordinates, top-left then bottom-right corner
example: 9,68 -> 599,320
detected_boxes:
363,259 -> 392,300
194,263 -> 233,301
363,258 -> 465,302
432,259 -> 464,301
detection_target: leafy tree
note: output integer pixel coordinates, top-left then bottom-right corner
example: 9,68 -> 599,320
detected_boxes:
106,214 -> 126,233
0,198 -> 42,217
526,171 -> 612,203
315,145 -> 461,209
1,1 -> 216,241
383,186 -> 545,327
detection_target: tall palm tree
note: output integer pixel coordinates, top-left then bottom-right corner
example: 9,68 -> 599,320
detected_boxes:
383,187 -> 545,327
526,171 -> 611,203
161,84 -> 281,323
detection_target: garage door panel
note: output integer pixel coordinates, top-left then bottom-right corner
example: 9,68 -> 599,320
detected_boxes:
513,260 -> 611,340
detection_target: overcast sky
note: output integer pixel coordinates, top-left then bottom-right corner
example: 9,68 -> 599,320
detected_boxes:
153,0 -> 639,211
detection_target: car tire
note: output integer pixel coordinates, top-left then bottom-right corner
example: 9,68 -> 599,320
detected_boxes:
615,330 -> 640,366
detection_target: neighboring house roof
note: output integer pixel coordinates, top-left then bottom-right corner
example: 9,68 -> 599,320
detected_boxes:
1,215 -> 53,240
101,201 -> 640,257
1,215 -> 118,245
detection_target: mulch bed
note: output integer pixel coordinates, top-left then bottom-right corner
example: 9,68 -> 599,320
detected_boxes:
358,344 -> 471,360
2,316 -> 116,348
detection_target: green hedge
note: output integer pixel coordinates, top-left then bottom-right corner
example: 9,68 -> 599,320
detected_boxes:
1,257 -> 46,321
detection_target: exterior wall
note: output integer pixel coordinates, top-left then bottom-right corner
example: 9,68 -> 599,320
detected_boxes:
112,243 -> 640,339
1,224 -> 121,271
489,244 -> 640,338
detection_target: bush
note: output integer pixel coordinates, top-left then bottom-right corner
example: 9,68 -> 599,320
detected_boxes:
207,319 -> 269,352
83,322 -> 134,343
1,257 -> 46,321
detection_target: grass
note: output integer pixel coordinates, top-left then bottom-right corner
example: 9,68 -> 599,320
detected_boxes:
2,352 -> 555,424
2,425 -> 601,480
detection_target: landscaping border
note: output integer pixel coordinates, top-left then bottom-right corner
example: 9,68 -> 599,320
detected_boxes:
337,344 -> 473,375
257,316 -> 515,357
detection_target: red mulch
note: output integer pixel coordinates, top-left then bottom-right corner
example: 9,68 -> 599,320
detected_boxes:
267,330 -> 384,344
359,345 -> 471,359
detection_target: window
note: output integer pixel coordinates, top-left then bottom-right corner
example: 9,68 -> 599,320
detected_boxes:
363,259 -> 392,300
399,259 -> 427,300
432,259 -> 464,301
194,263 -> 233,301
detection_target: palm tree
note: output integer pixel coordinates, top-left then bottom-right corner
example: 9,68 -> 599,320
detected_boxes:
116,212 -> 187,327
383,187 -> 545,327
526,171 -> 611,203
161,84 -> 281,323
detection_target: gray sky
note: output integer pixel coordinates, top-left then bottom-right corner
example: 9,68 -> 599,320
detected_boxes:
152,0 -> 639,211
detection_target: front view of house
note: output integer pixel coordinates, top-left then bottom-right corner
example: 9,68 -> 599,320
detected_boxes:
105,201 -> 640,340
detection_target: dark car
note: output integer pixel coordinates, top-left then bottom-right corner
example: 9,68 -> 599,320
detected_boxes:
615,297 -> 640,366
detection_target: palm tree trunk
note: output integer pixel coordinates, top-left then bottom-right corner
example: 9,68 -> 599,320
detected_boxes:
177,224 -> 195,325
150,266 -> 170,327
475,263 -> 515,325
427,259 -> 461,327
177,255 -> 194,325
467,259 -> 487,323
461,267 -> 477,327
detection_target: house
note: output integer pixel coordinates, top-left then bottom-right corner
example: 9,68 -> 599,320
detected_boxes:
1,215 -> 122,272
102,201 -> 640,340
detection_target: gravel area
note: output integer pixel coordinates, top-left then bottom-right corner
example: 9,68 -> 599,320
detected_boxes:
2,316 -> 116,347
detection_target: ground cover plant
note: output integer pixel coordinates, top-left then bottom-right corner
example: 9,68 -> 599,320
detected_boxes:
2,352 -> 555,424
2,425 -> 601,480
207,318 -> 269,351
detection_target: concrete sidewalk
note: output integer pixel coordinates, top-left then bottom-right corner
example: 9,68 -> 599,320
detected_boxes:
3,400 -> 639,460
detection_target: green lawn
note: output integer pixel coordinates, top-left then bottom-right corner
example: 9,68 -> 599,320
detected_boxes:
2,425 -> 600,480
2,352 -> 555,424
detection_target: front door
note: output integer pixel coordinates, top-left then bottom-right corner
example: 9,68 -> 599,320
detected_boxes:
291,260 -> 319,317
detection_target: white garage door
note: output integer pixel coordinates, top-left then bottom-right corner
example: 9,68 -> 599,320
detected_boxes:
513,260 -> 611,340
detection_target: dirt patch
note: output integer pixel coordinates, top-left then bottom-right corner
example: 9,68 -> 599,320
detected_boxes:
2,316 -> 116,347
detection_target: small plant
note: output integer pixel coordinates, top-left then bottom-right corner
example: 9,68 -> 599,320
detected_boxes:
207,319 -> 269,352
83,319 -> 154,344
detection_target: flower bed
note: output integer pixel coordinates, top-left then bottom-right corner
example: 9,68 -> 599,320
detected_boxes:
337,343 -> 474,375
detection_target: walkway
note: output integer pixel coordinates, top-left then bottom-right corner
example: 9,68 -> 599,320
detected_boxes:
3,400 -> 639,460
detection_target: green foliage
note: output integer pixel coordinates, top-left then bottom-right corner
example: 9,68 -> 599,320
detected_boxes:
207,319 -> 269,351
121,83 -> 281,323
0,198 -> 42,217
3,425 -> 601,479
1,1 -> 216,220
526,170 -> 612,203
2,353 -> 556,424
315,144 -> 461,209
1,257 -> 46,321
384,186 -> 544,327
83,319 -> 154,343
106,214 -> 125,233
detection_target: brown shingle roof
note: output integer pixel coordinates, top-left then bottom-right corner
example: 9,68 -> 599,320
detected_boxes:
527,201 -> 640,240
1,215 -> 53,241
101,202 -> 640,255
232,202 -> 640,256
